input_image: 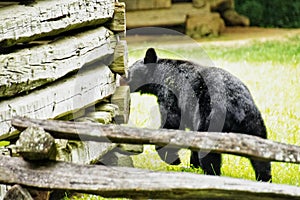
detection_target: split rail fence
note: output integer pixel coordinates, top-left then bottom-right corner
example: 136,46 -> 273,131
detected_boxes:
1,117 -> 300,199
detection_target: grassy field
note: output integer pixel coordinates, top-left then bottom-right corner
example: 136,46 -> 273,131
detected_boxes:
64,35 -> 300,199
128,35 -> 300,184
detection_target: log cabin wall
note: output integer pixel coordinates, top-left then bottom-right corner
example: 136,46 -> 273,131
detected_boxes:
0,0 -> 128,137
0,1 -> 131,198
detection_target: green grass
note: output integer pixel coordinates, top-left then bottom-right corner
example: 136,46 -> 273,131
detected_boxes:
0,141 -> 10,147
63,194 -> 129,200
176,35 -> 300,66
68,35 -> 300,199
207,36 -> 300,66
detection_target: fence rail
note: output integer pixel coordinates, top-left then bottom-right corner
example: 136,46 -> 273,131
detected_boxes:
1,155 -> 300,200
0,116 -> 300,199
11,117 -> 300,164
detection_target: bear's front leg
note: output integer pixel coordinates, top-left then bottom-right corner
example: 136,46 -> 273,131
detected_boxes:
250,159 -> 272,182
191,152 -> 221,176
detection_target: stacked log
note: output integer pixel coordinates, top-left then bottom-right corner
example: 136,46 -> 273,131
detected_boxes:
0,0 -> 127,138
0,0 -> 133,199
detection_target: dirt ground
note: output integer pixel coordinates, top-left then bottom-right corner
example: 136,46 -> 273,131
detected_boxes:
203,27 -> 300,41
126,27 -> 300,47
198,27 -> 300,45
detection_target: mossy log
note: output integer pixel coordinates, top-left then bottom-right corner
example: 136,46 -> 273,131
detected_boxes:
1,155 -> 300,199
0,0 -> 115,47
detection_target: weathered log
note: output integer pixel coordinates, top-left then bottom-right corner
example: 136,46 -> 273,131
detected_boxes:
0,155 -> 300,199
206,0 -> 249,26
86,112 -> 113,124
95,102 -> 143,155
186,12 -> 225,38
55,139 -> 117,165
109,40 -> 128,75
0,26 -> 116,98
106,2 -> 126,32
12,117 -> 118,165
117,143 -> 144,155
95,103 -> 120,118
121,0 -> 171,11
56,113 -> 117,165
0,2 -> 18,8
4,185 -> 51,200
193,0 -> 206,8
11,117 -> 300,164
111,86 -> 130,124
56,109 -> 86,121
208,0 -> 234,12
0,64 -> 116,138
99,148 -> 134,167
0,0 -> 114,47
3,185 -> 33,200
126,3 -> 209,28
222,9 -> 250,26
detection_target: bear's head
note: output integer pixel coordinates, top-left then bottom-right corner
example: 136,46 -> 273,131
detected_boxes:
124,48 -> 159,92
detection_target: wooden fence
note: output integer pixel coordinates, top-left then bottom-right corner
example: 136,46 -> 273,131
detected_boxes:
1,117 -> 300,199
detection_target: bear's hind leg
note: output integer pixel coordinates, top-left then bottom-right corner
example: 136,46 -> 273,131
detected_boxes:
191,152 -> 221,176
155,146 -> 181,165
250,159 -> 272,182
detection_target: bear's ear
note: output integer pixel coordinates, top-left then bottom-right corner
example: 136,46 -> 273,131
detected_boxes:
144,48 -> 158,64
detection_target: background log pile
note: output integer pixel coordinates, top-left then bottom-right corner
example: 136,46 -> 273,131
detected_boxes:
121,0 -> 249,38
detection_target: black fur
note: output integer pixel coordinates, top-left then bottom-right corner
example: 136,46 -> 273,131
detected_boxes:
126,48 -> 271,182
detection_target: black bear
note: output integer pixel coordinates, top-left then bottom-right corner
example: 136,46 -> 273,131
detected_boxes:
125,48 -> 271,182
